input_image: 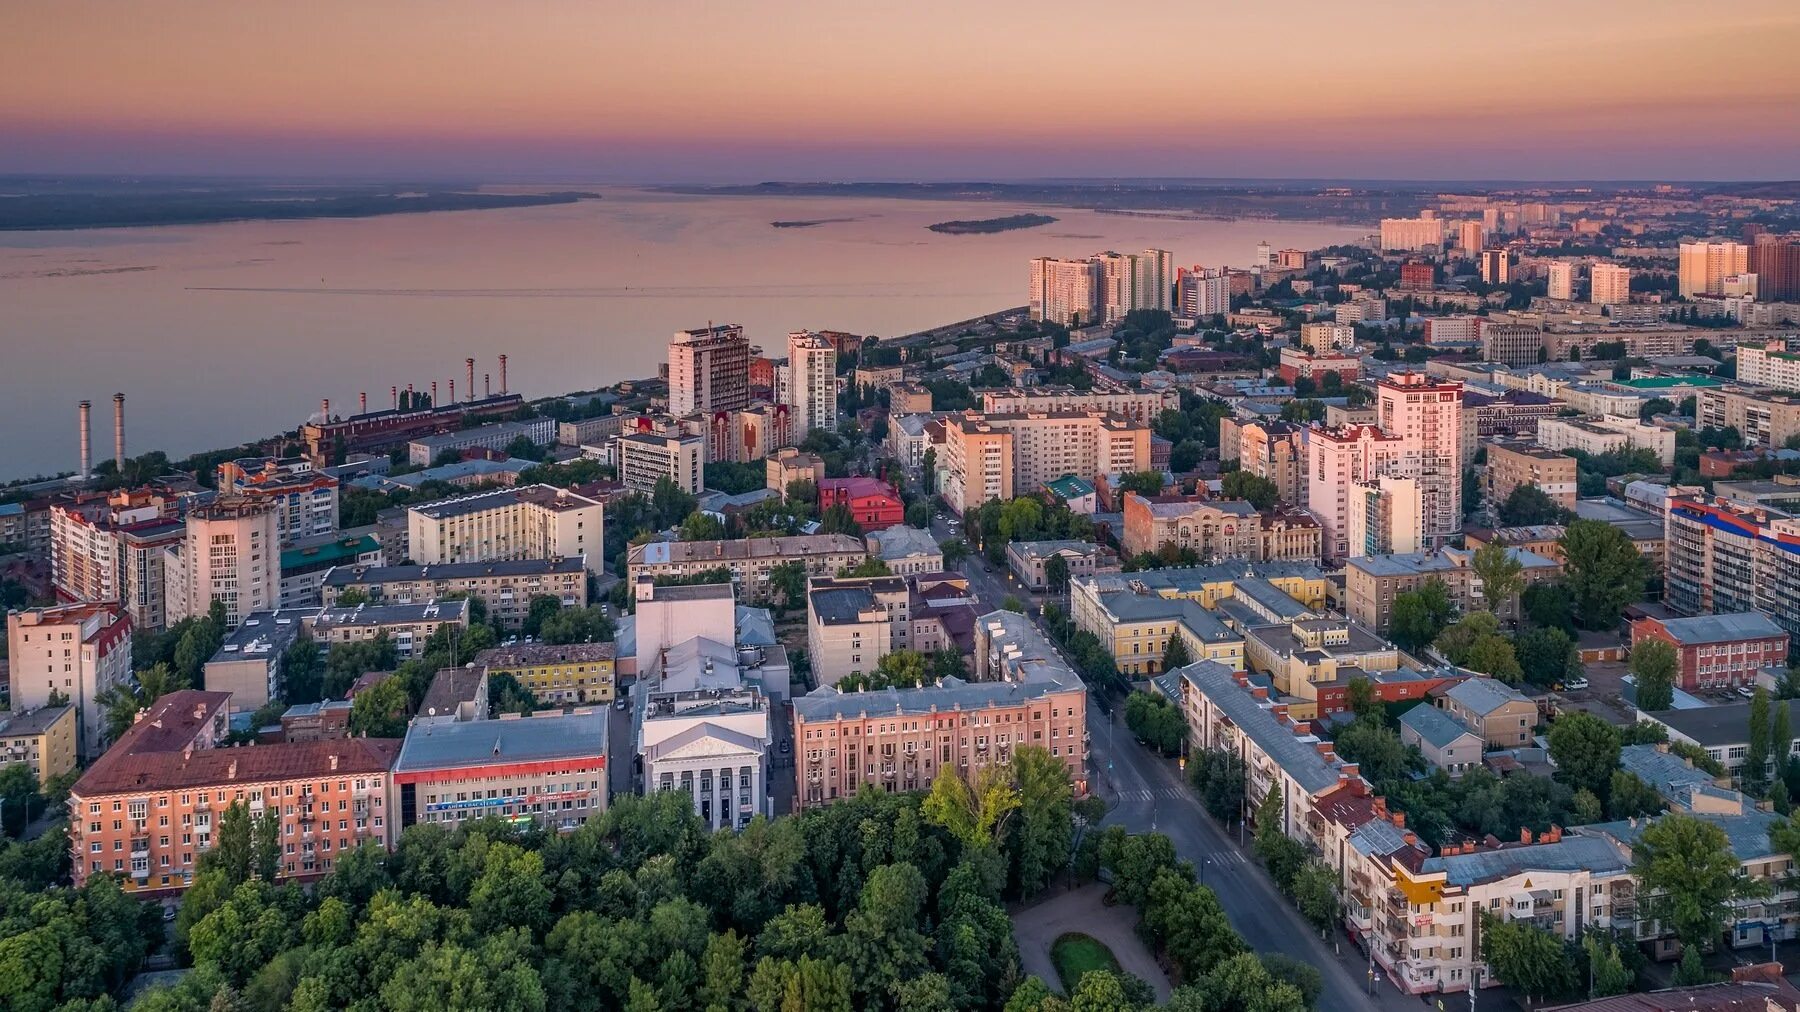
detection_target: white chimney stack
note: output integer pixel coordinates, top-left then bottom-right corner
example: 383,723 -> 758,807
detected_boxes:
112,393 -> 124,469
78,400 -> 92,478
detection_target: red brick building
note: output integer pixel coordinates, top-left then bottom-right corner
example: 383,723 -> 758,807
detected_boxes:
818,477 -> 904,532
1399,262 -> 1435,291
68,688 -> 400,896
1631,612 -> 1791,691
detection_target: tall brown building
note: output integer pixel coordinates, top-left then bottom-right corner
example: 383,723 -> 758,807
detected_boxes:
1751,238 -> 1800,302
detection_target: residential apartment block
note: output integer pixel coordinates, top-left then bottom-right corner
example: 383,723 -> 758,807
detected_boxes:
474,643 -> 617,705
615,430 -> 707,494
1663,494 -> 1800,660
1436,677 -> 1537,748
0,704 -> 77,787
1696,386 -> 1800,448
407,484 -> 604,574
667,324 -> 751,416
6,603 -> 133,759
303,599 -> 471,659
217,457 -> 341,546
1122,494 -> 1258,560
941,410 -> 1152,515
1630,612 -> 1790,691
784,330 -> 837,439
322,556 -> 586,630
791,610 -> 1089,808
1345,547 -> 1559,633
167,496 -> 279,629
627,534 -> 868,604
68,689 -> 397,896
1485,441 -> 1578,512
980,386 -> 1178,427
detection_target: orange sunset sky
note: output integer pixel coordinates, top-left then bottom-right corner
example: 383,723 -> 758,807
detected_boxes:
4,0 -> 1799,179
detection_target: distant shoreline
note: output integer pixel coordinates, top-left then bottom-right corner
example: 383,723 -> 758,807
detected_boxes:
770,217 -> 859,228
0,190 -> 598,232
927,213 -> 1058,234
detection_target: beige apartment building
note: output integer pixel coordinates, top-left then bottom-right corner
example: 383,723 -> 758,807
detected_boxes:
1257,505 -> 1324,562
167,496 -> 279,629
0,704 -> 77,787
786,331 -> 838,439
1736,341 -> 1800,390
1536,415 -> 1675,466
1236,420 -> 1305,506
1121,494 -> 1258,559
304,599 -> 471,659
1029,256 -> 1102,326
1079,591 -> 1245,677
322,556 -> 588,630
627,534 -> 868,604
766,448 -> 826,492
1479,321 -> 1542,366
1346,475 -> 1423,558
806,575 -> 911,684
1679,240 -> 1749,297
1485,441 -> 1578,511
1344,547 -> 1559,633
1697,386 -> 1800,448
668,324 -> 751,415
980,386 -> 1178,427
407,484 -> 604,575
1590,263 -> 1632,304
615,430 -> 706,494
942,410 -> 1152,515
791,611 -> 1089,808
7,603 -> 134,759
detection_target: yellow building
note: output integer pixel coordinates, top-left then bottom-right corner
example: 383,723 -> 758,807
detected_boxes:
1081,590 -> 1245,676
474,643 -> 617,705
0,704 -> 78,787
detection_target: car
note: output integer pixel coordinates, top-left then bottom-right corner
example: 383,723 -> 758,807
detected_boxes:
162,906 -> 177,922
1739,685 -> 1758,699
780,740 -> 791,753
1565,677 -> 1589,691
615,699 -> 629,711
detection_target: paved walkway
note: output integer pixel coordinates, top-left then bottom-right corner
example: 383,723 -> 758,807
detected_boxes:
1011,883 -> 1173,1001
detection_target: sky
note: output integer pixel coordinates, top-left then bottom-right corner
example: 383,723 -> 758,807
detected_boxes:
4,0 -> 1800,182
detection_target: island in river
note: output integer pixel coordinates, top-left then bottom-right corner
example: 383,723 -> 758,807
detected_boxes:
0,181 -> 599,231
770,217 -> 859,228
927,212 -> 1058,234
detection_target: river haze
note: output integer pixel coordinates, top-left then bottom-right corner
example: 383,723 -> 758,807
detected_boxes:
0,187 -> 1364,479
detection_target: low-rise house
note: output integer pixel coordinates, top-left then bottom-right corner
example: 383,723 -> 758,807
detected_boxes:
865,525 -> 943,577
418,665 -> 490,722
1006,540 -> 1114,591
817,477 -> 904,532
1435,677 -> 1537,748
1398,705 -> 1483,777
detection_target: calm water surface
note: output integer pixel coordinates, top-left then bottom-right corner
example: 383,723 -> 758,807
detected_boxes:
0,187 -> 1363,479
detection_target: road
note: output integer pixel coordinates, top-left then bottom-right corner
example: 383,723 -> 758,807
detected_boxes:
929,514 -> 1482,1011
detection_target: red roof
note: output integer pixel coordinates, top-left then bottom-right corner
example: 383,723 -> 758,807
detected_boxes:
75,737 -> 401,796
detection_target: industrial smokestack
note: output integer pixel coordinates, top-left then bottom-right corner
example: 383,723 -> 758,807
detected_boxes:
322,398 -> 330,421
431,381 -> 438,407
466,358 -> 476,402
392,385 -> 399,410
360,391 -> 367,415
406,383 -> 414,410
112,393 -> 124,469
449,378 -> 455,404
78,400 -> 92,479
484,373 -> 491,398
499,355 -> 508,395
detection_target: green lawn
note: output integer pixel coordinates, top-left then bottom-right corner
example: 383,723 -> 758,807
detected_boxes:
1050,932 -> 1123,993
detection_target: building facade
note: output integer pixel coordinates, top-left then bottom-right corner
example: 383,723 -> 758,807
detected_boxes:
1631,613 -> 1790,691
786,331 -> 837,439
668,324 -> 751,416
169,496 -> 279,629
1679,240 -> 1749,297
7,603 -> 133,759
627,534 -> 869,604
0,704 -> 77,787
323,556 -> 587,630
394,709 -> 607,831
941,410 -> 1152,515
1485,441 -> 1579,512
407,485 -> 604,574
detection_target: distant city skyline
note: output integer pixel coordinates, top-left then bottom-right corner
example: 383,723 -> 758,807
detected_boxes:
5,0 -> 1800,180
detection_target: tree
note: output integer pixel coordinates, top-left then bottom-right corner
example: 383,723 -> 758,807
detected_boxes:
819,502 -> 863,537
1747,687 -> 1773,797
1515,627 -> 1576,688
1187,749 -> 1248,822
1470,541 -> 1525,616
1629,642 -> 1677,713
1008,746 -> 1075,899
1220,471 -> 1279,510
1608,770 -> 1664,820
1547,711 -> 1621,799
97,661 -> 189,745
1480,913 -> 1577,1000
1522,582 -> 1578,634
1672,945 -> 1710,986
939,538 -> 969,567
1162,634 -> 1192,672
1044,554 -> 1071,594
1124,691 -> 1186,756
905,501 -> 931,529
922,764 -> 1020,849
1634,813 -> 1768,949
1389,579 -> 1454,651
1498,484 -> 1569,526
1290,861 -> 1338,935
1334,718 -> 1414,783
1117,471 -> 1164,498
348,676 -> 409,738
521,594 -> 563,637
1001,595 -> 1026,614
1582,932 -> 1634,997
1774,698 -> 1792,793
1560,519 -> 1650,630
1344,677 -> 1380,719
679,511 -> 725,542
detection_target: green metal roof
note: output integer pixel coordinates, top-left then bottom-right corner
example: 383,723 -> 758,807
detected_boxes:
1618,376 -> 1722,389
281,535 -> 380,572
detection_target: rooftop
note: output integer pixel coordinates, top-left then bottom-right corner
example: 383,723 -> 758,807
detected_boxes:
1420,835 -> 1629,887
1646,611 -> 1786,645
1580,809 -> 1788,864
1096,592 -> 1239,642
0,704 -> 74,738
1399,704 -> 1478,750
1652,699 -> 1800,746
409,419 -> 549,451
419,666 -> 486,718
280,535 -> 381,573
866,525 -> 942,561
474,643 -> 615,668
324,556 -> 586,586
1180,662 -> 1356,795
1441,676 -> 1532,716
307,599 -> 470,629
409,484 -> 600,521
78,734 -> 399,796
211,611 -> 304,661
630,533 -> 866,566
394,709 -> 607,775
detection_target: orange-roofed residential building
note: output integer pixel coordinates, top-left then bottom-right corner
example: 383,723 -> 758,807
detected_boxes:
67,688 -> 400,896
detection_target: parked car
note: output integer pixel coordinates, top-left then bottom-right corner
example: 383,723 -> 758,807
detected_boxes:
1565,677 -> 1589,691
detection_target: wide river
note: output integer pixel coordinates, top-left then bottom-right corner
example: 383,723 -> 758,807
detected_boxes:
0,187 -> 1364,480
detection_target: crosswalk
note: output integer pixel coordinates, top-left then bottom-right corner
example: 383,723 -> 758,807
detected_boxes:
1114,787 -> 1190,802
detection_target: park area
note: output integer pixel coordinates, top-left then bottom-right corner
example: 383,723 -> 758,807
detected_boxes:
1012,884 -> 1173,1002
